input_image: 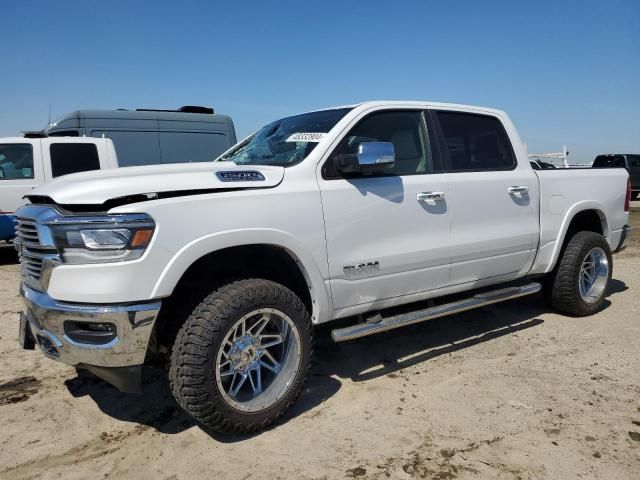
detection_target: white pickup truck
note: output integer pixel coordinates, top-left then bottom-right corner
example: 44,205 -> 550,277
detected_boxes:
15,101 -> 631,434
0,136 -> 118,242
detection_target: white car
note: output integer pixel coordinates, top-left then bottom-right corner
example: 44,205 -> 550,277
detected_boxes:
0,136 -> 117,241
15,101 -> 631,434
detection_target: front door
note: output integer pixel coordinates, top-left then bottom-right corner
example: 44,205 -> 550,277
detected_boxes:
318,110 -> 451,313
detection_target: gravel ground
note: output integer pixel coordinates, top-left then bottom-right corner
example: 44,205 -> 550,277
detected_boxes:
0,209 -> 638,480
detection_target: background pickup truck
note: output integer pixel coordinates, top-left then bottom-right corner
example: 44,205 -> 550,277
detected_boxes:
15,101 -> 631,435
0,136 -> 117,242
592,153 -> 640,199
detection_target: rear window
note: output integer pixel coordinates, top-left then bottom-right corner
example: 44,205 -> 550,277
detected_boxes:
0,144 -> 34,180
50,143 -> 101,178
48,130 -> 80,137
592,155 -> 626,168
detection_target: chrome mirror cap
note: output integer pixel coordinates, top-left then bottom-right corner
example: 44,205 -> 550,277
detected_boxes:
357,142 -> 395,169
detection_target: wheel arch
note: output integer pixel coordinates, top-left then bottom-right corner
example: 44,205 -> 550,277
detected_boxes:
151,229 -> 332,325
544,202 -> 609,273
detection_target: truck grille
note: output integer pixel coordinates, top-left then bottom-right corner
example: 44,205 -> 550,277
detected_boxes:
20,252 -> 44,280
16,219 -> 40,245
15,214 -> 60,290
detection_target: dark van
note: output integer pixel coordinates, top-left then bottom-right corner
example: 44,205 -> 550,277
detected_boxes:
592,154 -> 640,199
45,106 -> 237,167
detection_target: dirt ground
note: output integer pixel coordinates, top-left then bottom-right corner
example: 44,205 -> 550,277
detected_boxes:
1,209 -> 639,480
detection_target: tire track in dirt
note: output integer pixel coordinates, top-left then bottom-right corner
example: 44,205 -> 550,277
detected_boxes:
0,376 -> 40,405
0,425 -> 150,480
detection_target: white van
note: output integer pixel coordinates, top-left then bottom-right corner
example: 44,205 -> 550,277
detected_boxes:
0,136 -> 117,241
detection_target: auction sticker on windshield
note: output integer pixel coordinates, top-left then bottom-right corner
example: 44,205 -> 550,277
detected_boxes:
285,132 -> 326,142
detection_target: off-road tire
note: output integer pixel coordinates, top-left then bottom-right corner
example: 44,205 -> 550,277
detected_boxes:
544,231 -> 612,316
169,279 -> 312,434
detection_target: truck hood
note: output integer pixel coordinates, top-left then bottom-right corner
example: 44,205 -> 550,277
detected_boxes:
28,162 -> 285,206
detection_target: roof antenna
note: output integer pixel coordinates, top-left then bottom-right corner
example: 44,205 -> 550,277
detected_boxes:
48,104 -> 52,126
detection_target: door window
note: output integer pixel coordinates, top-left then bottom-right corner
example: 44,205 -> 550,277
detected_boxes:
0,144 -> 34,180
326,111 -> 431,177
50,143 -> 100,178
435,111 -> 516,172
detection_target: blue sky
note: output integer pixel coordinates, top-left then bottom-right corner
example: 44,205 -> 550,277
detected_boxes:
1,0 -> 638,163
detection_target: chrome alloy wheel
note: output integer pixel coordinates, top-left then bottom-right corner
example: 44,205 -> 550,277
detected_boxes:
578,247 -> 609,303
215,308 -> 302,412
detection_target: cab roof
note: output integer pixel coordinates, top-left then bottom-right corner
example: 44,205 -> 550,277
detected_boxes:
306,100 -> 507,117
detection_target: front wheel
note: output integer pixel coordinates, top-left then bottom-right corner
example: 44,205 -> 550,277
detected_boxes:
544,231 -> 612,316
169,279 -> 312,434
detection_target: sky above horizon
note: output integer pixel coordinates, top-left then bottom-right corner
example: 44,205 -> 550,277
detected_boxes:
1,0 -> 638,163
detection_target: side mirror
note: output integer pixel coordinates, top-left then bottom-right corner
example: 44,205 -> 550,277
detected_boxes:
335,142 -> 396,173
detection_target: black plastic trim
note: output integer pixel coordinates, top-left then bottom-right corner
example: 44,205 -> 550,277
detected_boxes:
64,321 -> 117,345
24,183 -> 278,214
80,364 -> 142,393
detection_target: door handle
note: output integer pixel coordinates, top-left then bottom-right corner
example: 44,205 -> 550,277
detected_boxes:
417,191 -> 445,202
508,185 -> 529,194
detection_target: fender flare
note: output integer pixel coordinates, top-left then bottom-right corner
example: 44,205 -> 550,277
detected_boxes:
544,201 -> 609,273
150,228 -> 333,324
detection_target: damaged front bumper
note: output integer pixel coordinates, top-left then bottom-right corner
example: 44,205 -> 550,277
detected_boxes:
20,284 -> 161,393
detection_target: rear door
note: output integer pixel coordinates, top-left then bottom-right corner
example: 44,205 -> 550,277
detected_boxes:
430,110 -> 539,284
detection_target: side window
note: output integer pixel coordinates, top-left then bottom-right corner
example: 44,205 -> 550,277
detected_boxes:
159,132 -> 229,164
435,111 -> 516,172
91,130 -> 160,167
327,111 -> 431,177
0,144 -> 34,180
50,143 -> 100,178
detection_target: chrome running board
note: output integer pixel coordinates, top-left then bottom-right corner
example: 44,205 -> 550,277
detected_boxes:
331,282 -> 541,342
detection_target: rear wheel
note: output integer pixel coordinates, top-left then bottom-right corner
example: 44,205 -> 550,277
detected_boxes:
544,231 -> 612,316
169,279 -> 312,434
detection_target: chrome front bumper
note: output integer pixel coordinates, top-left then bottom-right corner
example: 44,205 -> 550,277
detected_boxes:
21,285 -> 161,368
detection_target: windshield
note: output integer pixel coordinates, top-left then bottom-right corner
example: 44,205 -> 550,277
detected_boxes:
219,108 -> 352,167
0,144 -> 34,180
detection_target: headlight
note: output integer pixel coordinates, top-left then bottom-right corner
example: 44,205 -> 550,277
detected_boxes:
50,214 -> 155,264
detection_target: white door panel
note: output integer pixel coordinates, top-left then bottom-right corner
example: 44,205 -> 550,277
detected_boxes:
446,170 -> 538,283
0,140 -> 44,212
321,174 -> 451,309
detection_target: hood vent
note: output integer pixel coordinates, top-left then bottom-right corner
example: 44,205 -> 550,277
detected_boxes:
216,171 -> 266,182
